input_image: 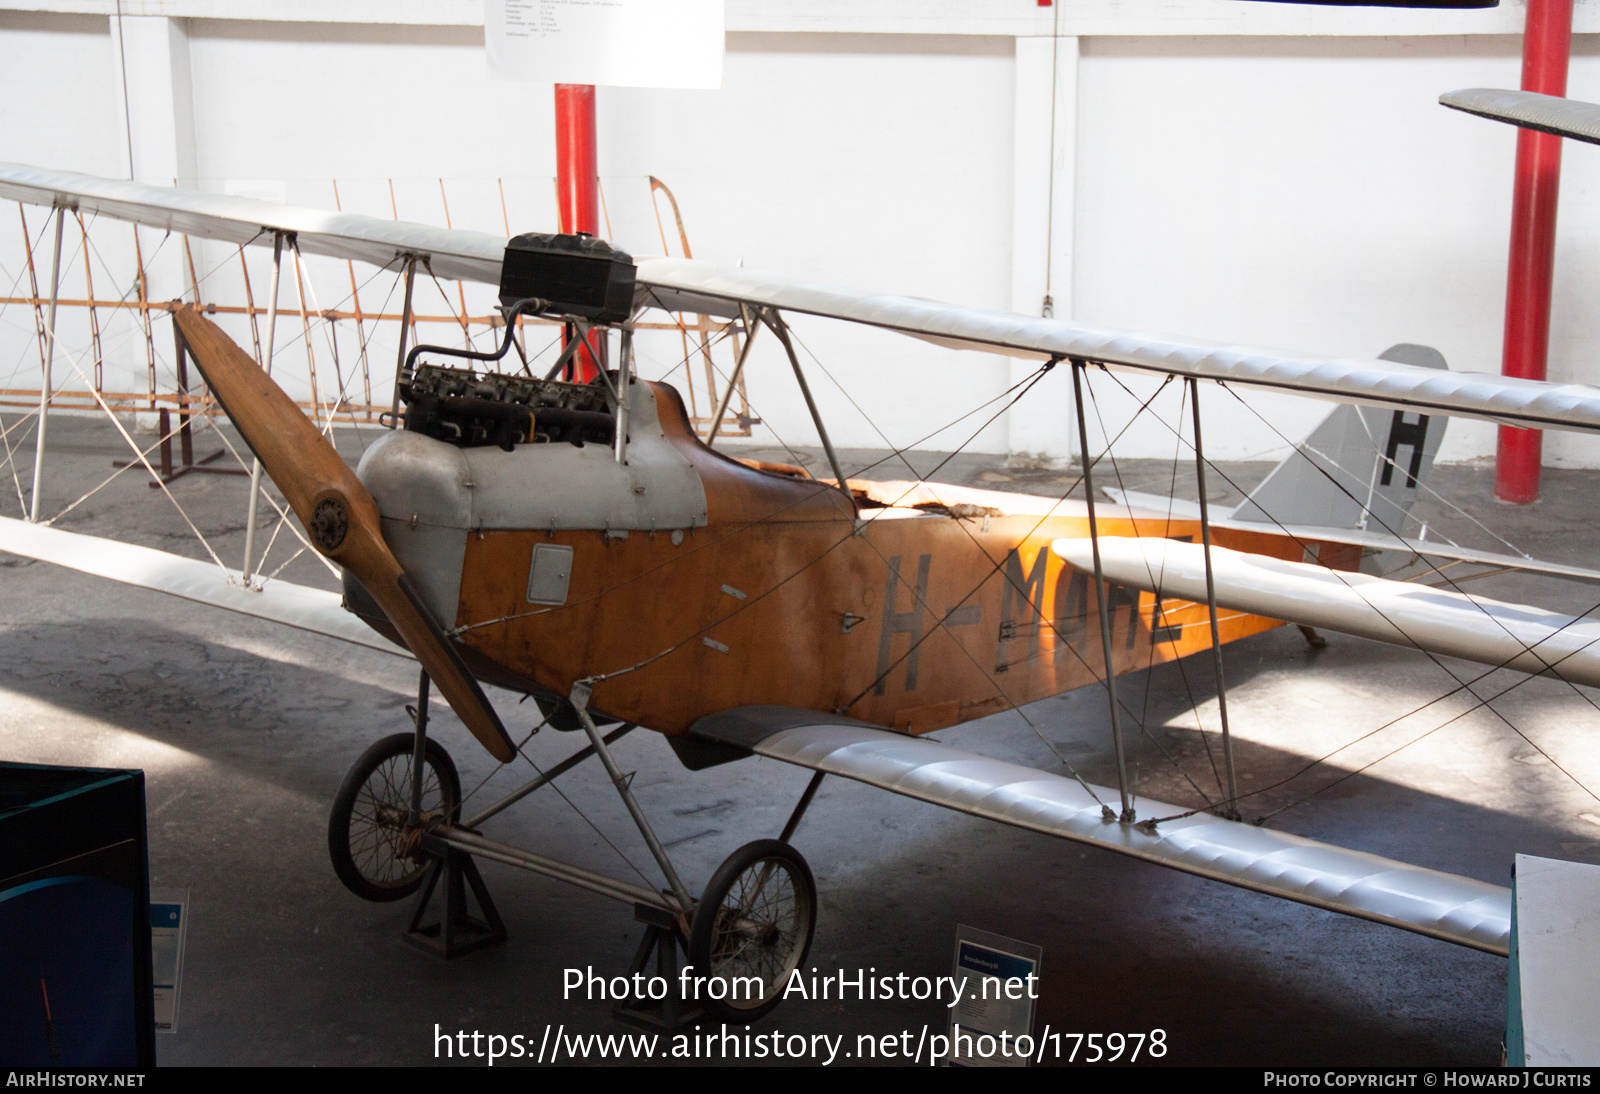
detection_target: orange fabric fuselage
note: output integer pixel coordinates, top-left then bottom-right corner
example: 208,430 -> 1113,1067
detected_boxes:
452,384 -> 1325,737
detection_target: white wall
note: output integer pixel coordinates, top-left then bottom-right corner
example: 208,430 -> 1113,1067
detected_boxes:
600,31 -> 1018,456
0,12 -> 120,176
1,3 -> 1597,469
1070,32 -> 1600,467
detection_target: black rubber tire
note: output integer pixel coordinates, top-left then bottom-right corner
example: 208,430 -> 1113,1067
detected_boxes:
328,733 -> 461,903
687,839 -> 817,1023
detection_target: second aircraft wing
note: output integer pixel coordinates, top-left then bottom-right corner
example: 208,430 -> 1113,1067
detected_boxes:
1052,536 -> 1600,688
689,706 -> 1511,955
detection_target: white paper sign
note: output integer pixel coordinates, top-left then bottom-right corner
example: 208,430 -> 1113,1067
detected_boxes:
485,0 -> 724,89
149,888 -> 189,1034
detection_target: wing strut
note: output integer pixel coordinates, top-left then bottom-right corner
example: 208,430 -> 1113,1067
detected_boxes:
241,230 -> 286,587
763,310 -> 853,503
28,203 -> 65,523
1070,358 -> 1135,822
1188,375 -> 1241,817
389,255 -> 418,425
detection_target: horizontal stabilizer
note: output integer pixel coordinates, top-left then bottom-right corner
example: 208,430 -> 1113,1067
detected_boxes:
691,706 -> 1509,954
1103,488 -> 1600,586
1052,536 -> 1600,687
0,515 -> 405,656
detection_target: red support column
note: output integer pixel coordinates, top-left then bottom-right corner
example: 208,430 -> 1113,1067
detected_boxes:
554,84 -> 599,237
554,83 -> 602,381
1496,0 -> 1573,504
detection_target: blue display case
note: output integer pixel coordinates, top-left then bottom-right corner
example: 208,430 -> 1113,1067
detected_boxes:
0,762 -> 154,1067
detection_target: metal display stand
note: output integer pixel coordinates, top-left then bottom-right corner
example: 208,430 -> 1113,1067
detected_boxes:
405,838 -> 508,960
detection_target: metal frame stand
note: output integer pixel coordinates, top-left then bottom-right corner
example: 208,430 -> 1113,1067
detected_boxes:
363,672 -> 701,994
402,669 -> 506,958
405,840 -> 508,959
387,675 -> 696,968
612,902 -> 705,1033
114,309 -> 245,487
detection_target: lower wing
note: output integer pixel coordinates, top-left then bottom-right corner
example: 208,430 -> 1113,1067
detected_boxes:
690,706 -> 1510,955
0,514 -> 402,656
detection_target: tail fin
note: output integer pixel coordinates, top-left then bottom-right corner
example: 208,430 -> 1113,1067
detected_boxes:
1229,343 -> 1448,533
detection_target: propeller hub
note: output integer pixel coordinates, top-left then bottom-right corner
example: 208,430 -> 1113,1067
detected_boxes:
311,495 -> 350,553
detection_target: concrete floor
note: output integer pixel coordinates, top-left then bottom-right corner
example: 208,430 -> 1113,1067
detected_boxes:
5,410 -> 1599,1066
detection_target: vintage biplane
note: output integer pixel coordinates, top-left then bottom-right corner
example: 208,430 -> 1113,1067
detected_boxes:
0,128 -> 1597,1023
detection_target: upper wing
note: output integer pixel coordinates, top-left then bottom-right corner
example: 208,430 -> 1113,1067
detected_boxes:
635,258 -> 1600,434
0,162 -> 504,284
690,706 -> 1510,955
8,162 -> 1600,434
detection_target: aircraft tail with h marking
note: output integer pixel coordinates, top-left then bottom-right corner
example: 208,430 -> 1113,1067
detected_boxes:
1228,343 -> 1448,535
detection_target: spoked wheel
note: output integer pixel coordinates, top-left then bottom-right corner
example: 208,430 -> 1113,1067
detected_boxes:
688,839 -> 817,1023
328,733 -> 461,903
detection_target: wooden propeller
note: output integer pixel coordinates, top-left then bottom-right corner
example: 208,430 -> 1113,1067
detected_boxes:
172,305 -> 518,764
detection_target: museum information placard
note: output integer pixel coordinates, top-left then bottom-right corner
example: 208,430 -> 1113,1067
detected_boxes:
947,925 -> 1041,1067
485,0 -> 724,89
149,888 -> 189,1034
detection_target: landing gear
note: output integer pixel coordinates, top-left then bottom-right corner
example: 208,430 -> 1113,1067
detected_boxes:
688,839 -> 817,1023
326,676 -> 822,1027
1298,624 -> 1328,650
327,732 -> 461,903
